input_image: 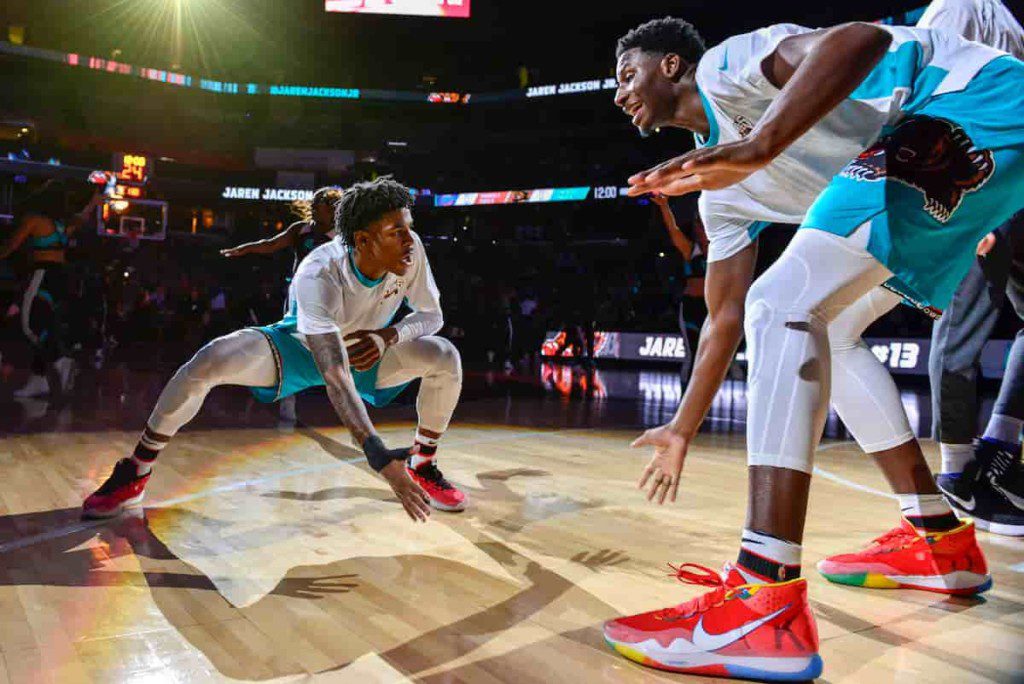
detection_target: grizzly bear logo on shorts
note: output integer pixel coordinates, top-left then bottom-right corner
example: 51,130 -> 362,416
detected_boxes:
839,116 -> 995,223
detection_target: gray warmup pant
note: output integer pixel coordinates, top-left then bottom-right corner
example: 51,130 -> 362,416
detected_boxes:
929,213 -> 1024,444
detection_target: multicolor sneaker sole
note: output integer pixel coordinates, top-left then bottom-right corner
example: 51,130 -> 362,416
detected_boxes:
605,637 -> 824,681
817,568 -> 992,595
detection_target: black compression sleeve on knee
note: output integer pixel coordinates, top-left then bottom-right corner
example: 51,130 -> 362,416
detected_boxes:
362,435 -> 409,472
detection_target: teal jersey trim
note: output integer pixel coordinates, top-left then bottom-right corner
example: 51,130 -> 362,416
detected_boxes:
348,250 -> 385,287
249,317 -> 411,406
901,65 -> 950,114
747,221 -> 772,240
848,40 -> 951,115
849,40 -> 923,102
693,85 -> 720,149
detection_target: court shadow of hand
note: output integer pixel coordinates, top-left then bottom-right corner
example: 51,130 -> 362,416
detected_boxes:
261,487 -> 392,503
477,468 -> 550,483
571,549 -> 629,571
272,573 -> 359,599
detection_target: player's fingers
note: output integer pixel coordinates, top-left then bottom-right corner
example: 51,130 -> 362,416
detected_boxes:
409,489 -> 431,520
349,346 -> 373,363
405,490 -> 429,521
657,478 -> 671,505
679,147 -> 719,170
628,163 -> 664,185
349,345 -> 376,364
629,156 -> 678,185
646,474 -> 664,501
642,164 -> 688,187
399,497 -> 419,521
670,477 -> 681,503
638,464 -> 656,489
658,176 -> 704,197
409,479 -> 429,501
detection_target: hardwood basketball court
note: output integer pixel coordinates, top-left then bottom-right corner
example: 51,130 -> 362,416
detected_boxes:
1,395 -> 1022,683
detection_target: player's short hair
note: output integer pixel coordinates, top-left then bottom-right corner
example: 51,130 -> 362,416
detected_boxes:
616,17 -> 706,65
335,177 -> 414,246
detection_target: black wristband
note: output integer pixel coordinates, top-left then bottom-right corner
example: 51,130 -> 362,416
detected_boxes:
362,435 -> 408,472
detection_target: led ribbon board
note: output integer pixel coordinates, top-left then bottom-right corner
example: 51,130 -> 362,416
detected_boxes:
434,187 -> 591,206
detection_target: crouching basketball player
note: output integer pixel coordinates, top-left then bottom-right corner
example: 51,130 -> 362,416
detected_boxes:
83,178 -> 466,521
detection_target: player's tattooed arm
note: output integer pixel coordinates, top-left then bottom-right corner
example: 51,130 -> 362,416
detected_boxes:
306,331 -> 431,521
305,331 -> 377,445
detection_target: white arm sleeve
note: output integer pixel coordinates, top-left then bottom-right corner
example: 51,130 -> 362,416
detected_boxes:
294,266 -> 343,336
393,234 -> 443,344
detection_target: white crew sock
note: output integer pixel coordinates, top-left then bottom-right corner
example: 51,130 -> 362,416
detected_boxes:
897,493 -> 958,532
940,443 -> 975,475
737,528 -> 802,583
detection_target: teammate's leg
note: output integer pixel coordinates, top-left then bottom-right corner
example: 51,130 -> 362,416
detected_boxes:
15,269 -> 52,397
983,223 -> 1024,450
83,329 -> 278,517
968,225 -> 1024,534
930,217 -> 1024,535
374,335 -> 464,510
928,259 -> 1000,476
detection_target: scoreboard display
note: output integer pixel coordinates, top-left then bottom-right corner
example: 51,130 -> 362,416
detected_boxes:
324,0 -> 470,18
113,153 -> 151,184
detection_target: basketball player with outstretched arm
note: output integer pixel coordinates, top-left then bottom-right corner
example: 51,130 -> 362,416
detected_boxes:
604,14 -> 1024,679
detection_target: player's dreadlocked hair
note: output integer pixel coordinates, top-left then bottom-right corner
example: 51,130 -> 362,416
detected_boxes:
616,17 -> 706,65
334,177 -> 414,247
291,186 -> 343,224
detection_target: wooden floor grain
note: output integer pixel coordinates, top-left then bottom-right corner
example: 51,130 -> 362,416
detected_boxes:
1,416 -> 1022,683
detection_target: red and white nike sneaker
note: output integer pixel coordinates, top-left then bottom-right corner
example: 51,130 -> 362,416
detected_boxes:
82,458 -> 151,520
603,563 -> 822,680
406,460 -> 466,512
817,518 -> 991,595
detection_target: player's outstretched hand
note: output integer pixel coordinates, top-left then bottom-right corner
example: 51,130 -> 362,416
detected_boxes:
627,138 -> 774,198
633,424 -> 690,505
220,245 -> 249,258
379,459 -> 431,522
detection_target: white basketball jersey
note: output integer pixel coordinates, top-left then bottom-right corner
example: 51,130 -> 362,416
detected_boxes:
695,23 -> 1006,262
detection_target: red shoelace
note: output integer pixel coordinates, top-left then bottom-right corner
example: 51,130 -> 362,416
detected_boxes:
868,525 -> 920,553
653,563 -> 729,620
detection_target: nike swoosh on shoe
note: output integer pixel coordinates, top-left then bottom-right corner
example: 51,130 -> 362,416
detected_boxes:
683,605 -> 789,653
992,482 -> 1024,511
